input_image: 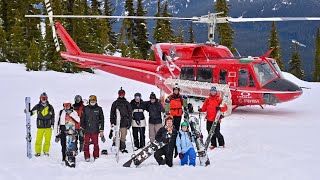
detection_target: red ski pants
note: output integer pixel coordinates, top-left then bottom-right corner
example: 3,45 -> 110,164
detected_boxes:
83,133 -> 99,159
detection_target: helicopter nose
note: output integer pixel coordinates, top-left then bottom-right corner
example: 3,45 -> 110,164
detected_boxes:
262,78 -> 303,104
263,78 -> 302,92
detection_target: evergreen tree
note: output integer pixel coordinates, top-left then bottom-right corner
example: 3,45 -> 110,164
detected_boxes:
153,0 -> 162,43
175,24 -> 184,43
103,0 -> 117,54
0,0 -> 8,33
87,0 -> 103,54
215,0 -> 234,51
289,43 -> 304,79
26,38 -> 41,71
8,20 -> 27,63
118,0 -> 137,58
0,21 -> 6,62
313,28 -> 320,82
43,0 -> 64,71
135,0 -> 150,59
188,23 -> 195,43
160,1 -> 174,43
268,22 -> 283,70
73,0 -> 90,51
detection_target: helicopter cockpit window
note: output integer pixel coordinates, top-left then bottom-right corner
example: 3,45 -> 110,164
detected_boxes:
253,62 -> 278,86
219,70 -> 227,84
197,68 -> 213,83
180,67 -> 195,81
238,68 -> 248,87
270,60 -> 284,78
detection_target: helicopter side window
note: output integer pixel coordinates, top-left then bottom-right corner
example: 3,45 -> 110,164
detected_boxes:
180,67 -> 195,81
197,68 -> 213,83
219,70 -> 227,84
238,68 -> 248,87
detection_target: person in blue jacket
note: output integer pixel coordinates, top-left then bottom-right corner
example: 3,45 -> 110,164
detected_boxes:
176,121 -> 196,166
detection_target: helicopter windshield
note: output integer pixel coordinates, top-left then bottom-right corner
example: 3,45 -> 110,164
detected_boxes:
253,62 -> 278,86
270,60 -> 284,78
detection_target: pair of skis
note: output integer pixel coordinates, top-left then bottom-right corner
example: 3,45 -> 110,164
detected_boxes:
184,94 -> 229,166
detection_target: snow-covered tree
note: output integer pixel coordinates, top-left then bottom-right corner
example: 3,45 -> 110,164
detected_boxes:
289,43 -> 304,79
135,0 -> 150,59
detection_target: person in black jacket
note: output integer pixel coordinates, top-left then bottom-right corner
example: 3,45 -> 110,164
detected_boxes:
80,95 -> 104,161
28,92 -> 55,157
130,93 -> 146,150
154,115 -> 178,167
110,87 -> 133,153
145,92 -> 165,142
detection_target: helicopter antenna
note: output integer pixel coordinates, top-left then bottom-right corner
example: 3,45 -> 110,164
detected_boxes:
234,48 -> 241,57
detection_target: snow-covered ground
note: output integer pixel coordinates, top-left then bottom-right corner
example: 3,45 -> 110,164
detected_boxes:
0,62 -> 319,180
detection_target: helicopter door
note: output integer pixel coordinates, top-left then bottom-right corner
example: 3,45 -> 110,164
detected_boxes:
235,68 -> 261,105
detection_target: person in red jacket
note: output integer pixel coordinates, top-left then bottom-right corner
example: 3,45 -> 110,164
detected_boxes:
199,86 -> 228,149
73,95 -> 85,152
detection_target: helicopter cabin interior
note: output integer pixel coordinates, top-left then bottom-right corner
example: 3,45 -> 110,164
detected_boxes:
179,58 -> 282,90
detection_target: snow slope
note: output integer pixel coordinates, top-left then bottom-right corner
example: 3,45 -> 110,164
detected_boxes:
0,62 -> 319,180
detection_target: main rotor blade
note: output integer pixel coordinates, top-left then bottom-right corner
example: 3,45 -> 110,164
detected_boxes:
25,15 -> 198,21
227,17 -> 320,22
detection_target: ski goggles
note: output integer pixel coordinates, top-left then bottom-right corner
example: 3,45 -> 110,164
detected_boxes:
40,96 -> 47,101
63,103 -> 71,108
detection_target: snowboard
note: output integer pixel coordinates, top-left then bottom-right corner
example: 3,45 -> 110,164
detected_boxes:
204,94 -> 229,150
65,120 -> 77,168
114,109 -> 121,162
123,141 -> 167,168
186,115 -> 210,166
25,97 -> 32,159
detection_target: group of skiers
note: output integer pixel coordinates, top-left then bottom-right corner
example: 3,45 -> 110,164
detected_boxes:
26,85 -> 228,167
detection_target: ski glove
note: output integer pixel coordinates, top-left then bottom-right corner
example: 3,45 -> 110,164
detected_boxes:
216,107 -> 220,111
179,153 -> 184,159
127,124 -> 131,129
55,136 -> 60,143
79,129 -> 84,137
108,129 -> 113,139
101,136 -> 106,143
198,108 -> 202,112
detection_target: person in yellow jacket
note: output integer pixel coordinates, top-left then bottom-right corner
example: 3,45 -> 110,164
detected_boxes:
29,92 -> 55,157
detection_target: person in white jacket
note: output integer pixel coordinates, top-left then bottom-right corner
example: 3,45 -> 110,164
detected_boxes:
54,101 -> 80,162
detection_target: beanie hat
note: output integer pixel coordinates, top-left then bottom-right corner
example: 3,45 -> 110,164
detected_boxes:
118,87 -> 125,96
181,121 -> 188,128
150,92 -> 156,99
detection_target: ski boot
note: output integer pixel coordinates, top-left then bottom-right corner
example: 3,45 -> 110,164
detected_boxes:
121,149 -> 128,153
35,153 -> 41,157
44,153 -> 49,156
209,146 -> 216,150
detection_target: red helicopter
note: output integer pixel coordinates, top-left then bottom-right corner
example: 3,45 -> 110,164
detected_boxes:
27,0 -> 320,110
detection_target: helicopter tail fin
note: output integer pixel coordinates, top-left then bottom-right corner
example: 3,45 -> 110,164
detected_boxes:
55,22 -> 82,55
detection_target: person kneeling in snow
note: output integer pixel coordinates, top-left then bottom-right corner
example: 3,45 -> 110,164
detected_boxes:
176,121 -> 196,166
154,115 -> 177,167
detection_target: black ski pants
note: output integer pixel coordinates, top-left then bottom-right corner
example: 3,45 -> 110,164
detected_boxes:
132,127 -> 146,148
154,148 -> 173,167
59,126 -> 67,161
75,129 -> 84,151
173,116 -> 182,131
206,121 -> 225,147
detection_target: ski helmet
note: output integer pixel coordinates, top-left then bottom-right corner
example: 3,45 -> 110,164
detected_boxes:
149,92 -> 156,99
118,87 -> 125,97
181,121 -> 188,128
74,95 -> 82,103
210,86 -> 217,92
173,83 -> 180,92
63,101 -> 72,110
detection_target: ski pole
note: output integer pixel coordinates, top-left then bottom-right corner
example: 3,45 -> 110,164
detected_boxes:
198,106 -> 201,129
128,128 -> 135,155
